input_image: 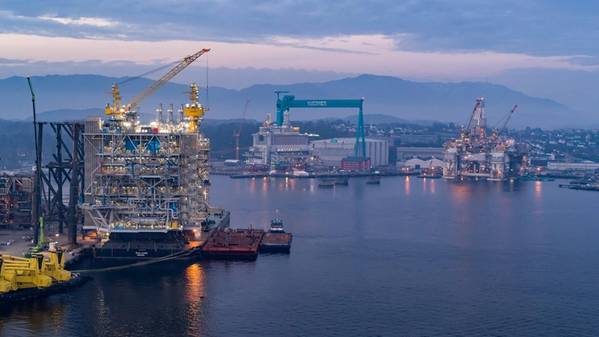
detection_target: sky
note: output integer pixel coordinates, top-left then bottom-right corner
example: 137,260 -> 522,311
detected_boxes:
1,0 -> 598,113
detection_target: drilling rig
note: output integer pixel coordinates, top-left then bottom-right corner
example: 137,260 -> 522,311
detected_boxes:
443,98 -> 527,181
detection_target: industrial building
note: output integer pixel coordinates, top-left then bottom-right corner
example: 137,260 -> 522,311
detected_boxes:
341,157 -> 372,171
311,138 -> 389,168
246,113 -> 312,168
396,133 -> 441,146
403,158 -> 444,170
0,173 -> 32,229
443,98 -> 527,180
247,91 -> 369,170
396,147 -> 444,162
547,161 -> 599,171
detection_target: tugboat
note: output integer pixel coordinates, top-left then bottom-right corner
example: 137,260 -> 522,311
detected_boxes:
260,219 -> 293,253
318,178 -> 336,188
269,218 -> 286,233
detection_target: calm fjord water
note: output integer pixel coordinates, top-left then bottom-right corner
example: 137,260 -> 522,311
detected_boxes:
2,176 -> 599,337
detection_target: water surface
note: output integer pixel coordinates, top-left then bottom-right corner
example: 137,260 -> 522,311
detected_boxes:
2,176 -> 598,337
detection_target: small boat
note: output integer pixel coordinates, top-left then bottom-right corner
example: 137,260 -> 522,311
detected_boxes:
334,176 -> 349,186
318,179 -> 335,188
418,172 -> 442,179
569,178 -> 593,185
366,175 -> 381,185
230,173 -> 267,179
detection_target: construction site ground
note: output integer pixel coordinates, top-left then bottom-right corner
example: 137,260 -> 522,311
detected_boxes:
0,224 -> 91,265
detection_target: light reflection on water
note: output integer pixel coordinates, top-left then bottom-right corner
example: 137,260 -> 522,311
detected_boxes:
3,176 -> 599,337
404,176 -> 411,195
534,180 -> 542,197
184,263 -> 205,336
248,178 -> 256,193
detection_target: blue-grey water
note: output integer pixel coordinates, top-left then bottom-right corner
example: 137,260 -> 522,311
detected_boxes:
2,176 -> 599,337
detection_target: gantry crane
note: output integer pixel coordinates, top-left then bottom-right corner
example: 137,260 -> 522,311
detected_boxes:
274,91 -> 367,159
105,48 -> 210,116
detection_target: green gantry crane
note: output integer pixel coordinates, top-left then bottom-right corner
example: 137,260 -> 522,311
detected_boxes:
274,91 -> 366,158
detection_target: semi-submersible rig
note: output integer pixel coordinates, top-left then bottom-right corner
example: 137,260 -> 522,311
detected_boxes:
443,97 -> 528,181
81,48 -> 229,259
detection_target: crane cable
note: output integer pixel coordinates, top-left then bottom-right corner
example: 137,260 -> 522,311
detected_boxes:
117,60 -> 179,86
493,104 -> 518,134
205,52 -> 210,111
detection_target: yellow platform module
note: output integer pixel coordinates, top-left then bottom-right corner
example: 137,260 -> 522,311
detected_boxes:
183,83 -> 205,118
104,83 -> 124,117
183,83 -> 205,132
0,250 -> 72,294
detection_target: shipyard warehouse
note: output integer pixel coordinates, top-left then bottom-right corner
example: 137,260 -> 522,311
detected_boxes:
311,138 -> 389,167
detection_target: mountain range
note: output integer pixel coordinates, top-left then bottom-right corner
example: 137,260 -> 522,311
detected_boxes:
0,74 -> 580,128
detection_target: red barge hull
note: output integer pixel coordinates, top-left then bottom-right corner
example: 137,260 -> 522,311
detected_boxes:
201,228 -> 264,260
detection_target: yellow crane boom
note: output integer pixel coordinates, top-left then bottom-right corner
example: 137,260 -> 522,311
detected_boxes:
128,48 -> 210,110
107,48 -> 210,115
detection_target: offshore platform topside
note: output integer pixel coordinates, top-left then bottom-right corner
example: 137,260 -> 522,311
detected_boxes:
81,49 -> 229,259
443,98 -> 528,181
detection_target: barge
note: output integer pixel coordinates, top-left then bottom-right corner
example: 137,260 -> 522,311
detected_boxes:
202,228 -> 264,260
89,209 -> 229,261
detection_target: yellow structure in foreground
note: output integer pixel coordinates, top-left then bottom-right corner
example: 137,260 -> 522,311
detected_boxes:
0,250 -> 72,293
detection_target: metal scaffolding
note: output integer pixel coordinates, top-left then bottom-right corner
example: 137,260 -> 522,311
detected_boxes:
32,122 -> 85,244
81,108 -> 211,236
0,174 -> 33,228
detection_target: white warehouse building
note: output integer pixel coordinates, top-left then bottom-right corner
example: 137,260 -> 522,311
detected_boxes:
311,138 -> 389,167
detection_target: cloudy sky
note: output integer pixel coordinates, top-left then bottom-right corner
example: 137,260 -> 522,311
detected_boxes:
1,0 -> 598,111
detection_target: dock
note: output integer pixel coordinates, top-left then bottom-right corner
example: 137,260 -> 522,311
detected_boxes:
0,229 -> 90,266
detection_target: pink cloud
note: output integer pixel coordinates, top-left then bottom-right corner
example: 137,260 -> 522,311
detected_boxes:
1,33 -> 594,81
